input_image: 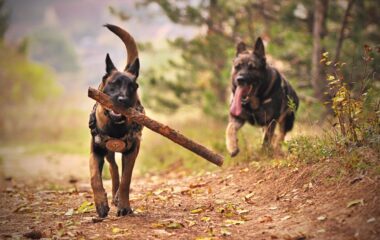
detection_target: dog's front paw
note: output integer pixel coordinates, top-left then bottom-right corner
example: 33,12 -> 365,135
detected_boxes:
230,148 -> 240,157
96,202 -> 110,218
117,206 -> 133,216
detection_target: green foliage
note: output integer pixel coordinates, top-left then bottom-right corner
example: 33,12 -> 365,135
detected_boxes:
286,47 -> 379,170
286,135 -> 333,164
322,45 -> 379,144
0,0 -> 9,40
0,42 -> 61,107
135,0 -> 379,120
30,26 -> 80,73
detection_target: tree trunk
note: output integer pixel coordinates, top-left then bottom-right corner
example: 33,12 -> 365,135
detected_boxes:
334,0 -> 356,63
311,0 -> 329,100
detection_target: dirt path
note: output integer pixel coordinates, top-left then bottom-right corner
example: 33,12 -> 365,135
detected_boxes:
1,161 -> 379,240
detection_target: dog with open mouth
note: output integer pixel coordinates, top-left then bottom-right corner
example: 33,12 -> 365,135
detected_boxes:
226,37 -> 299,157
88,24 -> 144,218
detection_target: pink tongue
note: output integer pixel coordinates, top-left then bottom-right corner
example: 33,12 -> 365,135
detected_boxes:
230,86 -> 250,117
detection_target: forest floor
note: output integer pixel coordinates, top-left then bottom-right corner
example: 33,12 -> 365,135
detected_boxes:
0,153 -> 379,240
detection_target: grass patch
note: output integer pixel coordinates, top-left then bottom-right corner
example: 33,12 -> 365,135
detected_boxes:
285,129 -> 380,172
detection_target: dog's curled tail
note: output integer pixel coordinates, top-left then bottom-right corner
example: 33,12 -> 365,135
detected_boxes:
104,24 -> 138,71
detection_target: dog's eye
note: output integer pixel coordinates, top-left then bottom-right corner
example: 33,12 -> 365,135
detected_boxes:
235,64 -> 241,70
129,82 -> 138,92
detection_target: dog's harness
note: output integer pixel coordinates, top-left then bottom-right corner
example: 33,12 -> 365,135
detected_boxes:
89,103 -> 144,153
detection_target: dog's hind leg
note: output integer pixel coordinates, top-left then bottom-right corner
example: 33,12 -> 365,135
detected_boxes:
117,142 -> 140,216
226,117 -> 245,157
275,111 -> 296,147
90,149 -> 110,218
106,152 -> 120,206
263,120 -> 276,149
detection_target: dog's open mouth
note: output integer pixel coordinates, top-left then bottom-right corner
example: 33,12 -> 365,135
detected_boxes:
107,110 -> 126,124
230,85 -> 251,117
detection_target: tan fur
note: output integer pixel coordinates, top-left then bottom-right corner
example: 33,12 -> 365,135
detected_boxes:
105,152 -> 119,206
89,152 -> 109,214
118,142 -> 140,210
95,105 -> 108,130
226,118 -> 244,157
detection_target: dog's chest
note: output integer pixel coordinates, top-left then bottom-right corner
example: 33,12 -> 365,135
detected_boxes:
244,94 -> 283,126
90,103 -> 144,152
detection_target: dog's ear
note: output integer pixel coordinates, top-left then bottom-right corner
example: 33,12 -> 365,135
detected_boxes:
253,37 -> 265,58
105,53 -> 117,74
236,41 -> 247,56
126,58 -> 140,79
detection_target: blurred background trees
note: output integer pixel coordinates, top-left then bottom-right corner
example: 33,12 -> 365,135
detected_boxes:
0,0 -> 378,175
135,0 -> 379,118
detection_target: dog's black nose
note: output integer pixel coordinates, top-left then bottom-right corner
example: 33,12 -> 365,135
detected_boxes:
117,96 -> 128,104
236,76 -> 245,85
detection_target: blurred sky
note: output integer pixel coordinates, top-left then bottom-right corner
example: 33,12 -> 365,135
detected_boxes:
4,0 -> 199,88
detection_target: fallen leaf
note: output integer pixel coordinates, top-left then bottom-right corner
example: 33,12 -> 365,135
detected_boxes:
317,215 -> 327,221
76,201 -> 95,214
189,182 -> 208,188
224,219 -> 245,226
268,206 -> 278,210
152,221 -> 168,228
166,222 -> 184,229
112,227 -> 122,234
185,220 -> 196,227
221,228 -> 232,236
190,208 -> 204,214
347,199 -> 364,208
367,217 -> 375,223
244,192 -> 255,200
237,209 -> 250,215
281,215 -> 291,221
201,216 -> 211,222
65,208 -> 74,216
14,205 -> 33,214
157,195 -> 168,201
153,229 -> 172,236
134,207 -> 145,214
258,215 -> 273,223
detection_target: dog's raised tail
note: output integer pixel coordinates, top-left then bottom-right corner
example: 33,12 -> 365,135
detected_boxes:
104,24 -> 138,71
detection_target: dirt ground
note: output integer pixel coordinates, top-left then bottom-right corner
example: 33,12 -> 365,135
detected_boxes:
0,158 -> 379,240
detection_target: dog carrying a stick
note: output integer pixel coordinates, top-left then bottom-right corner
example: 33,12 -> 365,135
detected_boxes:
88,24 -> 224,218
88,24 -> 142,218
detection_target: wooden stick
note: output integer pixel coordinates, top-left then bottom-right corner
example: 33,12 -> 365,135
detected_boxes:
88,87 -> 224,167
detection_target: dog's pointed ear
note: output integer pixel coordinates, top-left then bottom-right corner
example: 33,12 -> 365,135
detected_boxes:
253,37 -> 265,58
105,53 -> 117,74
236,41 -> 246,56
126,58 -> 140,79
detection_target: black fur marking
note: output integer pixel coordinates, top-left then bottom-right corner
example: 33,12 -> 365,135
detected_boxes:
126,58 -> 140,77
106,53 -> 116,74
